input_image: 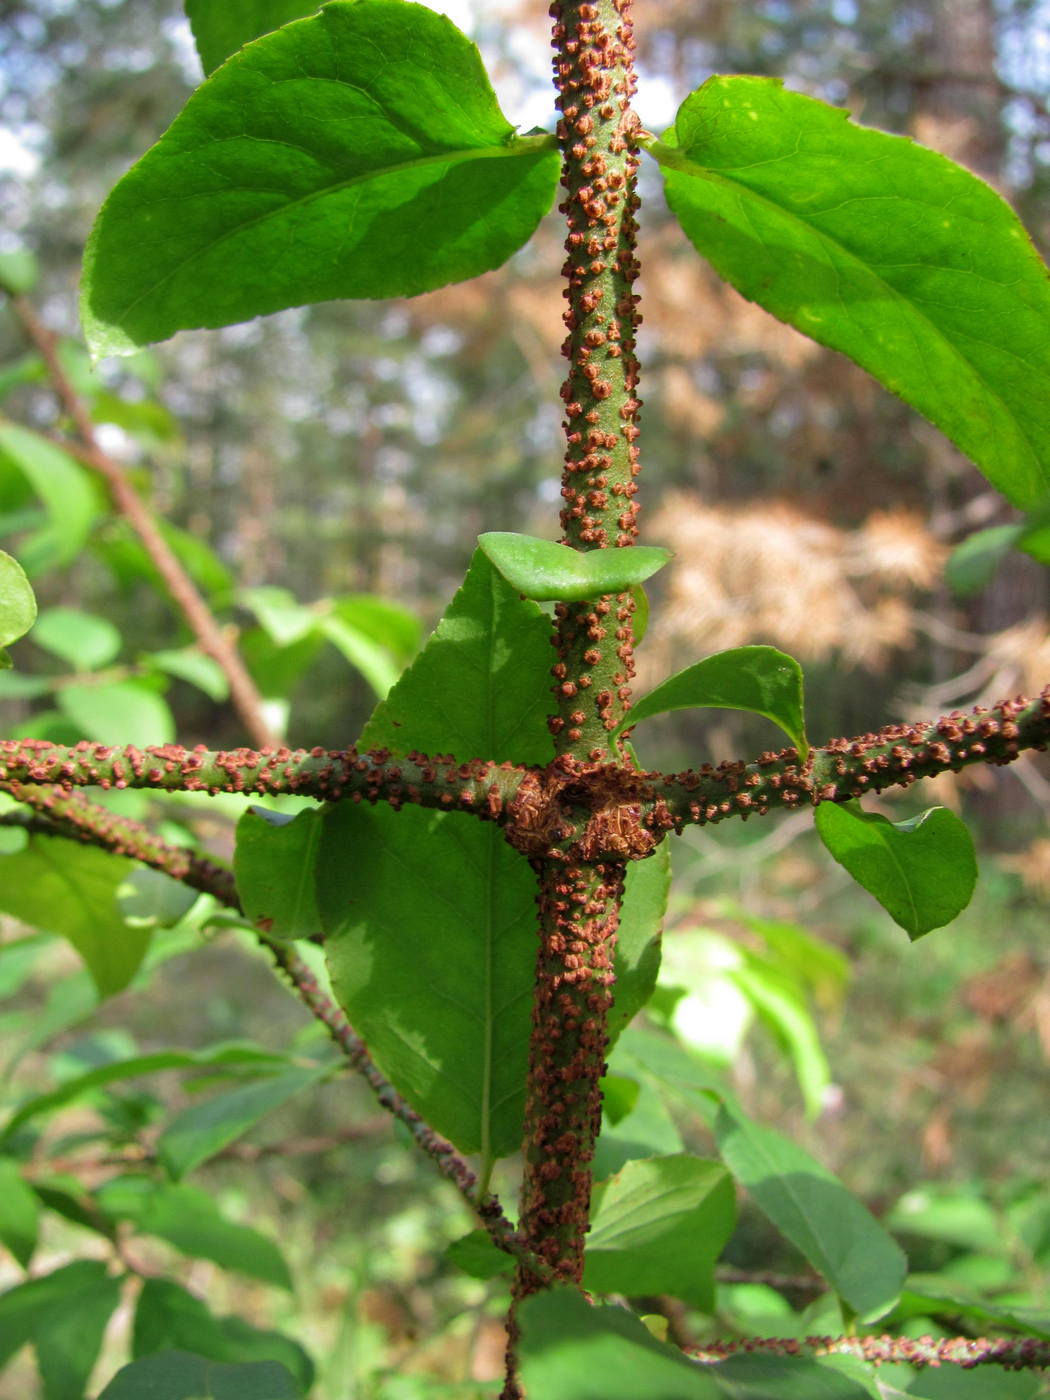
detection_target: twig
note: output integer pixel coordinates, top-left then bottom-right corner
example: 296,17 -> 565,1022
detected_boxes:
691,1333 -> 1050,1370
8,293 -> 278,749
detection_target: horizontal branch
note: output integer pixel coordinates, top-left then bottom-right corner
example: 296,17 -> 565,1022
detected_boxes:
693,1332 -> 1050,1370
649,687 -> 1050,835
0,739 -> 529,813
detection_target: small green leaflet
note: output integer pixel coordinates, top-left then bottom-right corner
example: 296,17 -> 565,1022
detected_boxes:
650,76 -> 1050,510
82,1 -> 560,353
478,532 -> 672,601
815,800 -> 977,938
0,551 -> 36,669
616,645 -> 808,757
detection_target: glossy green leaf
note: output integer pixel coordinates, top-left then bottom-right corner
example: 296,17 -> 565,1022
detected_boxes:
57,678 -> 175,746
815,801 -> 977,938
617,645 -> 808,757
234,806 -> 323,940
32,606 -> 121,671
584,1154 -> 736,1310
134,1280 -> 314,1390
652,76 -> 1050,509
0,1157 -> 39,1267
0,1260 -> 121,1400
97,1177 -> 293,1289
716,1100 -> 907,1319
0,422 -> 100,574
478,532 -> 672,601
0,551 -> 35,657
82,2 -> 560,354
185,0 -> 321,75
158,1061 -> 331,1178
97,1351 -> 303,1400
518,1289 -> 724,1399
0,838 -> 150,996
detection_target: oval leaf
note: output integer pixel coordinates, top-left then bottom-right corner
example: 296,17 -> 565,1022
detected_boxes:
234,806 -> 323,940
0,551 -> 36,651
652,76 -> 1050,509
32,606 -> 121,672
82,2 -> 560,354
479,532 -> 671,601
815,800 -> 977,938
618,645 -> 807,757
716,1100 -> 907,1320
97,1351 -> 303,1400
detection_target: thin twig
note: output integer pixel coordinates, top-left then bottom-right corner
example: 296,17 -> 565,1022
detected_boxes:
8,293 -> 278,749
691,1332 -> 1050,1370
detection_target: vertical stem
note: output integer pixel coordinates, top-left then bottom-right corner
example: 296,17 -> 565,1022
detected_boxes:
506,1 -> 642,1385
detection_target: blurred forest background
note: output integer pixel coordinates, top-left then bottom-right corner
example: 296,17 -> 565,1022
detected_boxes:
0,0 -> 1049,1394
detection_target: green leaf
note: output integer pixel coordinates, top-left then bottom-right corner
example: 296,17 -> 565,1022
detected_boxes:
0,422 -> 100,574
0,248 -> 39,295
32,606 -> 121,671
518,1289 -> 724,1399
445,1229 -> 514,1280
584,1155 -> 736,1310
118,866 -> 200,929
618,645 -> 808,757
612,841 -> 670,1040
0,550 -> 36,651
185,0 -> 322,76
0,1259 -> 121,1400
328,593 -> 421,664
97,1351 -> 303,1400
731,961 -> 831,1119
0,1157 -> 39,1267
945,498 -> 1050,596
97,1177 -> 293,1289
0,838 -> 150,996
57,678 -> 176,746
651,76 -> 1050,509
716,1100 -> 907,1319
82,2 -> 560,354
316,613 -> 401,698
321,551 -> 553,1159
157,1062 -> 331,1178
234,807 -> 322,940
479,532 -> 672,602
815,801 -> 977,938
134,1279 -> 313,1390
148,647 -> 230,702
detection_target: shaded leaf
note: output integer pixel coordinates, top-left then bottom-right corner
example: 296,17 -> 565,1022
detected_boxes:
446,1229 -> 514,1280
82,2 -> 559,353
479,532 -> 671,602
716,1100 -> 906,1319
0,838 -> 150,996
32,606 -> 121,671
316,613 -> 401,697
653,76 -> 1050,509
0,422 -> 99,574
98,1177 -> 292,1289
234,806 -> 323,940
815,801 -> 977,938
618,645 -> 808,757
612,841 -> 670,1040
158,1061 -> 331,1178
584,1154 -> 736,1310
0,1156 -> 39,1267
185,0 -> 322,75
0,1259 -> 120,1400
97,1350 -> 303,1400
118,866 -> 200,929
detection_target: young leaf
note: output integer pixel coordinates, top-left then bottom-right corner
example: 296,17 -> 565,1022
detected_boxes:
0,1156 -> 39,1267
97,1177 -> 293,1289
185,0 -> 321,75
0,1260 -> 121,1400
234,806 -> 323,940
815,801 -> 977,938
584,1154 -> 736,1310
157,1062 -> 332,1179
650,76 -> 1050,510
716,1100 -> 907,1319
0,839 -> 150,997
0,551 -> 35,669
97,1351 -> 304,1400
478,532 -> 672,601
616,645 -> 808,758
134,1280 -> 314,1391
82,2 -> 560,354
